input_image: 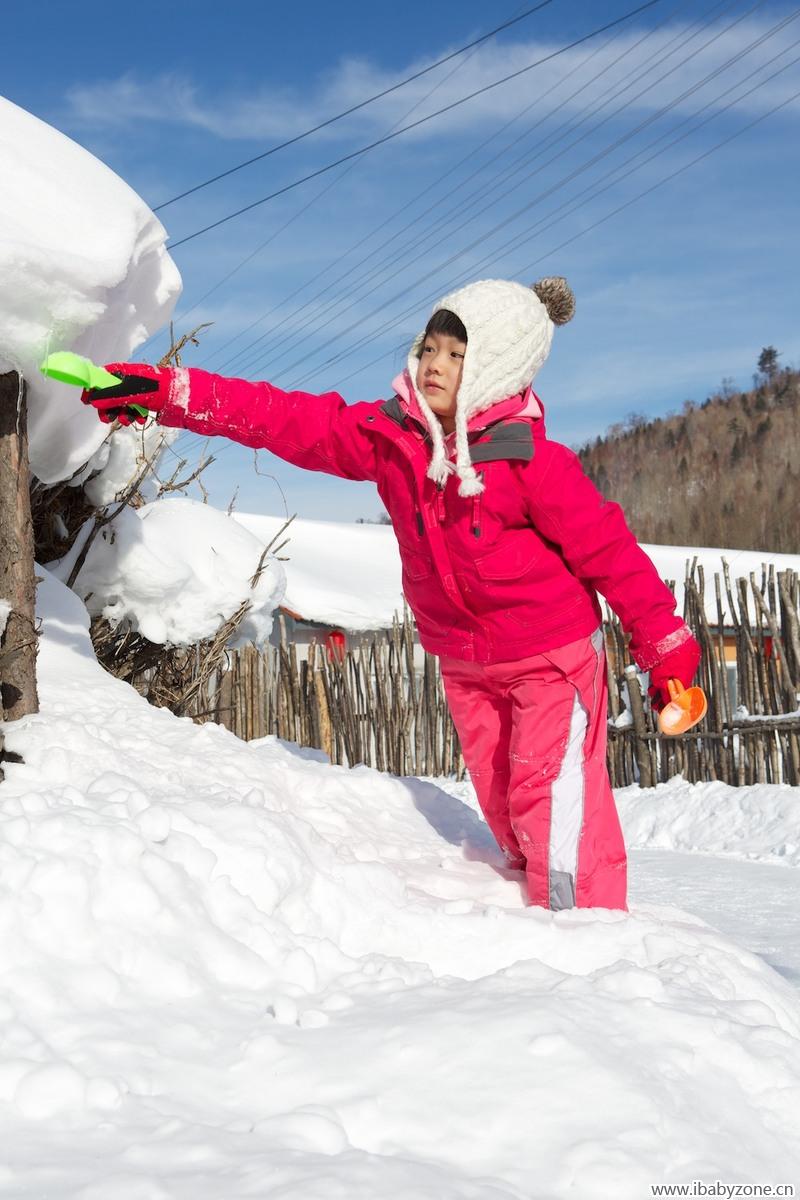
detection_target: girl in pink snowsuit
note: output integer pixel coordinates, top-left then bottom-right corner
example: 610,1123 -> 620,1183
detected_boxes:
85,276 -> 700,912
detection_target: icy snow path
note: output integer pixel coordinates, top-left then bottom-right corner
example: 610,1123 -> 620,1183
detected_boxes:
0,572 -> 799,1198
433,781 -> 800,993
632,850 -> 800,989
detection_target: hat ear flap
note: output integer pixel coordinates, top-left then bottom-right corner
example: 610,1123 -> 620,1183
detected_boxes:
454,403 -> 484,497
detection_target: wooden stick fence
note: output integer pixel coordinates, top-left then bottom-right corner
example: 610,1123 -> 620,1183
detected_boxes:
208,608 -> 464,778
188,564 -> 800,789
606,562 -> 800,787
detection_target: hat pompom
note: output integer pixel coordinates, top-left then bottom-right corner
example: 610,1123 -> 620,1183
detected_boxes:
532,277 -> 575,326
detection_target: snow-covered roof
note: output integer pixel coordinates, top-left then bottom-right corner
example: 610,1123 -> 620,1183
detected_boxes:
235,513 -> 404,631
0,97 -> 180,484
235,512 -> 800,630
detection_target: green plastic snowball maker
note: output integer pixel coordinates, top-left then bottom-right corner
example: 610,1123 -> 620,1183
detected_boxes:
39,351 -> 150,418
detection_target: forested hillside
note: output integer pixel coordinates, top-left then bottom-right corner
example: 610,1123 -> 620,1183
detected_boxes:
577,354 -> 799,553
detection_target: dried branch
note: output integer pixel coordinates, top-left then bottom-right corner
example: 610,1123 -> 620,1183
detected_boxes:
157,321 -> 213,369
252,450 -> 289,519
66,457 -> 153,590
157,454 -> 216,497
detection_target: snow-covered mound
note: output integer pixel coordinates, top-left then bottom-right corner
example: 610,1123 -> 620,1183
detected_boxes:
235,513 -> 800,630
50,497 -> 286,646
1,570 -> 799,1195
618,777 -> 800,866
0,97 -> 180,484
439,774 -> 800,869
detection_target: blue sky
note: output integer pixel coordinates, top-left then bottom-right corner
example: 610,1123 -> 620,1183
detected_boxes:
5,0 -> 799,522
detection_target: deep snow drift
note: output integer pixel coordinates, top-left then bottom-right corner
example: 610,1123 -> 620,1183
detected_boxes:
0,570 -> 798,1198
0,96 -> 180,485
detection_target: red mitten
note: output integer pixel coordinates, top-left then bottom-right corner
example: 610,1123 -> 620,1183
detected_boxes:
81,362 -> 169,426
648,632 -> 701,711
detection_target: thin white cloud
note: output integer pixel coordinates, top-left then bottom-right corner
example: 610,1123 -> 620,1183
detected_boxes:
65,15 -> 800,144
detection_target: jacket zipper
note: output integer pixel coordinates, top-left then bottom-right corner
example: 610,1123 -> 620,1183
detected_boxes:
429,478 -> 482,534
472,475 -> 483,537
436,485 -> 446,524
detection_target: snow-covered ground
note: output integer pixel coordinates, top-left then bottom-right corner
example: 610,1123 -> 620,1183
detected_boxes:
0,570 -> 798,1198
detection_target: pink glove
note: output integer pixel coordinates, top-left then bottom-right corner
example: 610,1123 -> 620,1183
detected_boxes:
648,632 -> 701,711
81,362 -> 169,426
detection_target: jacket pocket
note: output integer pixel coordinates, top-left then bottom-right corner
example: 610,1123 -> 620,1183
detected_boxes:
401,550 -> 434,582
473,537 -> 540,581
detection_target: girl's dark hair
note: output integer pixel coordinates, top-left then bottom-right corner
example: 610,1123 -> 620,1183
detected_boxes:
418,308 -> 467,353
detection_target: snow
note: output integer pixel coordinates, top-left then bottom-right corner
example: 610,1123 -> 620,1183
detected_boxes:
644,542 -> 800,625
735,706 -> 800,723
235,512 -> 404,630
631,851 -> 800,991
0,97 -> 180,485
618,777 -> 800,866
48,497 -> 286,646
81,420 -> 182,508
0,599 -> 10,638
235,513 -> 800,630
0,103 -> 279,650
0,568 -> 798,1196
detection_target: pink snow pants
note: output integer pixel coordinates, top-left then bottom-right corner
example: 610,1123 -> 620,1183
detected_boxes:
440,630 -> 627,911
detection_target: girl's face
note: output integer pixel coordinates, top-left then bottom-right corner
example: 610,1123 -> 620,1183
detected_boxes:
416,331 -> 466,432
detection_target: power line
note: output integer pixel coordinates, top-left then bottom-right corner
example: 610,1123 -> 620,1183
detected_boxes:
190,36 -> 798,471
256,1 -> 780,386
323,77 -> 800,396
153,2 -> 523,340
166,0 -> 664,250
153,1 -> 556,212
210,0 -> 701,378
172,0 -> 691,459
237,0 -> 745,383
515,59 -> 800,268
295,42 -> 800,390
171,0 -> 739,457
170,0 -> 685,456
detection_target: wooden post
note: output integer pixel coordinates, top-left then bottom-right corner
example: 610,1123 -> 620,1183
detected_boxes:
0,372 -> 39,742
625,665 -> 655,789
221,654 -> 232,733
313,652 -> 333,761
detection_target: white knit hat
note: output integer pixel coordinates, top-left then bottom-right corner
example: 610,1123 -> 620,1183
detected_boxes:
407,276 -> 575,496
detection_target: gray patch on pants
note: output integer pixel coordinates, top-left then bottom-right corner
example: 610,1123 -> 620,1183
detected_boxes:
550,870 -> 576,911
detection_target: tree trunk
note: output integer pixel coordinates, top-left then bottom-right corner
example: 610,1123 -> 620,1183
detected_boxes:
0,371 -> 39,733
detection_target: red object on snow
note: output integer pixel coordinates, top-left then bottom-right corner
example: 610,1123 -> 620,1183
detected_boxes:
325,630 -> 346,662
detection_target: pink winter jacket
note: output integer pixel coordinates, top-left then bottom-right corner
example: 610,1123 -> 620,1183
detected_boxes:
156,366 -> 687,667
